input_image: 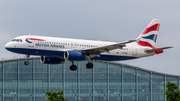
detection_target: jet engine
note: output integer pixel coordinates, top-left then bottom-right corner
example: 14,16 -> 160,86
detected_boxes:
40,56 -> 65,64
64,51 -> 88,61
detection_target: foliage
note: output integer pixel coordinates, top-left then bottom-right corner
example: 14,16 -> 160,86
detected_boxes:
46,89 -> 68,101
165,81 -> 180,101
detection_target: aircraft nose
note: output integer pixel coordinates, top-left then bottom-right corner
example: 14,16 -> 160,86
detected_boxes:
5,42 -> 11,50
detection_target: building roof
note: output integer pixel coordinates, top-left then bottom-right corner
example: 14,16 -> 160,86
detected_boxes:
0,57 -> 179,77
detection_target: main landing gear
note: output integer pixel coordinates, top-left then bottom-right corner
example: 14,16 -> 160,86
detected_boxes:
24,54 -> 30,65
86,62 -> 93,69
69,61 -> 77,71
69,62 -> 94,71
86,56 -> 93,69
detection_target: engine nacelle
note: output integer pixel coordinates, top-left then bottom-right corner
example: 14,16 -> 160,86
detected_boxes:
40,56 -> 65,64
64,51 -> 88,61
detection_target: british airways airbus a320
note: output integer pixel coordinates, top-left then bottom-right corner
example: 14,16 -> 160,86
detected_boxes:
5,19 -> 172,71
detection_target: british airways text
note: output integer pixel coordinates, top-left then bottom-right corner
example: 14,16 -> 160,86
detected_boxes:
35,43 -> 65,48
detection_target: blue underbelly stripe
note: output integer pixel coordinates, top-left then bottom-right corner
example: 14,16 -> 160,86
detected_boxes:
6,48 -> 138,61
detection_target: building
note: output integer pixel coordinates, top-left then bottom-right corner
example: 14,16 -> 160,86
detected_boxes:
0,57 -> 179,101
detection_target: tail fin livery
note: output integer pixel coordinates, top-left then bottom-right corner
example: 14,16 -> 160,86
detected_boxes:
137,19 -> 161,47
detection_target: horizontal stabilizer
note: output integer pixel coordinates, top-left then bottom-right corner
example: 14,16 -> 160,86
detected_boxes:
145,47 -> 173,53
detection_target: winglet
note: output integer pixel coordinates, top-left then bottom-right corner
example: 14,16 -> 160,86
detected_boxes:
128,40 -> 137,43
118,40 -> 136,48
123,40 -> 136,44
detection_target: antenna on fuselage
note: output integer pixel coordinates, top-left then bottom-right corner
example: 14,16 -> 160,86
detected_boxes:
28,33 -> 31,40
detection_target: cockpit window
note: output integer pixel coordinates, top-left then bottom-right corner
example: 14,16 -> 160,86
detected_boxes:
12,39 -> 16,42
12,39 -> 23,42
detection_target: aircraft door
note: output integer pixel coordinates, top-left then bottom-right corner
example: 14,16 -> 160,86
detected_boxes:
132,45 -> 137,56
28,36 -> 34,47
70,42 -> 77,49
74,43 -> 77,48
71,42 -> 73,48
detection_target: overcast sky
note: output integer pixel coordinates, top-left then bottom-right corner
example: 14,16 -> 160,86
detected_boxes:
0,0 -> 179,75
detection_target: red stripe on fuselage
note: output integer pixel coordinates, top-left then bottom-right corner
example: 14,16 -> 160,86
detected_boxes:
137,40 -> 163,54
26,38 -> 45,41
142,24 -> 160,34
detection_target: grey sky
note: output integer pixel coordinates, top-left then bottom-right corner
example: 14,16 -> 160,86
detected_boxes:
0,0 -> 179,75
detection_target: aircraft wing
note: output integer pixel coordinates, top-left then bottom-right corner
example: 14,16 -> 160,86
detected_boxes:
144,47 -> 173,53
77,40 -> 136,56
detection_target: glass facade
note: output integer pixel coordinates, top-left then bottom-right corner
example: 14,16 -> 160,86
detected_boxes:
0,58 -> 179,101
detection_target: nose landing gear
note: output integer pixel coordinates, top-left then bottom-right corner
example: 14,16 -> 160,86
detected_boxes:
24,61 -> 29,65
24,54 -> 30,65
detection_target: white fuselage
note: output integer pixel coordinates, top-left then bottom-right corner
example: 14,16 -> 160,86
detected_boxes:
5,35 -> 155,61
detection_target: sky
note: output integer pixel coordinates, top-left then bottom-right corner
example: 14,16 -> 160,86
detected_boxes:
0,0 -> 179,75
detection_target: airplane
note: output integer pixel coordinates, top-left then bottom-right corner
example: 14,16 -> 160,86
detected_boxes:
5,19 -> 172,71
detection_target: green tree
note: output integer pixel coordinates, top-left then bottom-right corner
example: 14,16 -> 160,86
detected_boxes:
46,89 -> 68,101
165,81 -> 180,101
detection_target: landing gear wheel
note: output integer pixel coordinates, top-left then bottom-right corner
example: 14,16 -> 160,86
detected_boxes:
24,54 -> 30,65
24,61 -> 29,65
70,65 -> 77,71
86,63 -> 93,69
